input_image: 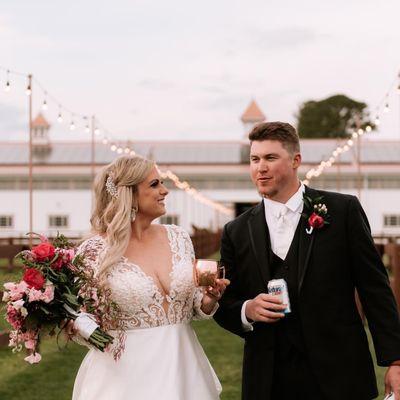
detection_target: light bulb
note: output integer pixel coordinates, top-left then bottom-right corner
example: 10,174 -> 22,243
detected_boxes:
26,85 -> 31,96
70,122 -> 75,131
94,128 -> 100,135
57,113 -> 63,123
4,81 -> 10,92
384,103 -> 390,113
111,144 -> 117,152
130,150 -> 136,156
102,138 -> 109,145
366,125 -> 372,132
375,116 -> 380,126
117,148 -> 123,154
85,125 -> 90,133
42,100 -> 47,110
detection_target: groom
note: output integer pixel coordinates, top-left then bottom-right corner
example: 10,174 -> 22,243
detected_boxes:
214,122 -> 400,399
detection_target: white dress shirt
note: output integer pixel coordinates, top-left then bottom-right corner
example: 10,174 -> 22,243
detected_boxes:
241,182 -> 305,331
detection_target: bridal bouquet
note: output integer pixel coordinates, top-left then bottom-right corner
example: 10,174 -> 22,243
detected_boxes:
2,233 -> 125,364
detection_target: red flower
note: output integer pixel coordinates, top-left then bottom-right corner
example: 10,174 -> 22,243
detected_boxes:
32,242 -> 55,262
308,212 -> 325,229
51,255 -> 64,271
23,268 -> 45,290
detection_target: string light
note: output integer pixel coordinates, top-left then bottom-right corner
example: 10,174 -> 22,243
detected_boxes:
384,103 -> 390,113
4,70 -> 10,92
70,115 -> 76,131
57,107 -> 63,123
26,84 -> 31,96
1,63 -> 232,217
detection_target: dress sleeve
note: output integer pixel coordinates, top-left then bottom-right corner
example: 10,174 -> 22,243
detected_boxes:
176,226 -> 219,320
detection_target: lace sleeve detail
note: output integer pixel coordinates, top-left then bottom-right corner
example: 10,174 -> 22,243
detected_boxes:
193,289 -> 219,320
169,225 -> 219,320
76,235 -> 105,273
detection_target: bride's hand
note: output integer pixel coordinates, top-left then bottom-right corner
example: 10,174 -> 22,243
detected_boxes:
201,279 -> 230,314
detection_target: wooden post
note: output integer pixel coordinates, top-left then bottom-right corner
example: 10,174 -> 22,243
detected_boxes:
28,74 -> 33,247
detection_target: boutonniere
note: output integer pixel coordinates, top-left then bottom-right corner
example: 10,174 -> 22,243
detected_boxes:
302,195 -> 330,235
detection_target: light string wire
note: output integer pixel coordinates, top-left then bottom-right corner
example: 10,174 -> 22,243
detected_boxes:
302,68 -> 400,185
0,65 -> 233,216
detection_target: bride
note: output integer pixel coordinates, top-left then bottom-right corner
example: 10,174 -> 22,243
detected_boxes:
72,155 -> 228,400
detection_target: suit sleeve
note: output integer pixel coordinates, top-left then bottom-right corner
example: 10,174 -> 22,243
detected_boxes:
348,196 -> 400,366
213,223 -> 247,338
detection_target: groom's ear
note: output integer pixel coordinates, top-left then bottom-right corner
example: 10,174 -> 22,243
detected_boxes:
292,152 -> 301,169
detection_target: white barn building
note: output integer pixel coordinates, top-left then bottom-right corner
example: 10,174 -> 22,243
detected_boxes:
0,110 -> 400,239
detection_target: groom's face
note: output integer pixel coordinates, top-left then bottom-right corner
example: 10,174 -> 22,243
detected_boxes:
250,140 -> 300,201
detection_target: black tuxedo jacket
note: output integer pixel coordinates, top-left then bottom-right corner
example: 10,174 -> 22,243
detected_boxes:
214,186 -> 400,400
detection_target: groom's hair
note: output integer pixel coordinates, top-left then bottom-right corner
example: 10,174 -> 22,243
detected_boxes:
248,121 -> 300,155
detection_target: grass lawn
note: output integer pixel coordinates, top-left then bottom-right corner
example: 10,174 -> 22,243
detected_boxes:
0,267 -> 388,400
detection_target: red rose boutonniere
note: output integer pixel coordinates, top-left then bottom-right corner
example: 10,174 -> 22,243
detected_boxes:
302,195 -> 330,235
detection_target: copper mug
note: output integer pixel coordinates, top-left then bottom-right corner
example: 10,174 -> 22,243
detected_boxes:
193,259 -> 225,287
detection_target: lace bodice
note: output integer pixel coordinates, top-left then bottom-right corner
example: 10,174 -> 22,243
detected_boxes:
77,225 -> 215,330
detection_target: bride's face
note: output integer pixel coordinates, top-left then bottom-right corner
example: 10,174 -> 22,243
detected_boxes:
136,167 -> 169,220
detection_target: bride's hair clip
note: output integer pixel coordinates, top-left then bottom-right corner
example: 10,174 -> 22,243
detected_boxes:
106,175 -> 119,198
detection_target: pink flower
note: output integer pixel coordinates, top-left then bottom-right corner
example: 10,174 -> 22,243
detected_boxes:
61,248 -> 75,262
24,339 -> 36,350
24,352 -> 41,364
28,288 -> 42,303
40,285 -> 55,303
6,305 -> 23,330
4,281 -> 29,301
11,299 -> 25,310
2,291 -> 10,302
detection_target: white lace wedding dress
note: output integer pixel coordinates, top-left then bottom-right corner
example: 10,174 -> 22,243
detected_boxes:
72,224 -> 222,400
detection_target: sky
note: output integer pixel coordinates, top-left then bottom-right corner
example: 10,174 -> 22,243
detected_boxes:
0,0 -> 400,142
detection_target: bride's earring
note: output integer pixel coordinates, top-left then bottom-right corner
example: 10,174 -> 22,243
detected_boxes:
131,205 -> 138,222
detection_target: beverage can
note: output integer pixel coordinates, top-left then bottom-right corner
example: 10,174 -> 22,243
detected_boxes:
267,279 -> 291,314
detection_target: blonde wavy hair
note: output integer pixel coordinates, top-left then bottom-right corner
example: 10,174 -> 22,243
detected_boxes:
91,155 -> 155,282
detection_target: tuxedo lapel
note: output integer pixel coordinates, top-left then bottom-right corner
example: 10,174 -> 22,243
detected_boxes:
297,186 -> 319,292
247,202 -> 272,285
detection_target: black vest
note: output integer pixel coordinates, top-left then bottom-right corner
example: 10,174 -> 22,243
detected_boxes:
269,222 -> 306,357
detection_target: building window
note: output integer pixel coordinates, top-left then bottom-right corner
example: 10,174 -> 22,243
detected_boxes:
0,215 -> 13,228
49,215 -> 69,228
160,215 -> 179,225
384,215 -> 400,227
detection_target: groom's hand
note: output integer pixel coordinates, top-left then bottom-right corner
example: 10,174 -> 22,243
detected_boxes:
385,365 -> 400,399
245,293 -> 286,323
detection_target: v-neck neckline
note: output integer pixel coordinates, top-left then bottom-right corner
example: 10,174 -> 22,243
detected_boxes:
98,225 -> 176,300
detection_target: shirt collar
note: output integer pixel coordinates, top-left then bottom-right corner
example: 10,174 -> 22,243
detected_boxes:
263,182 -> 305,216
